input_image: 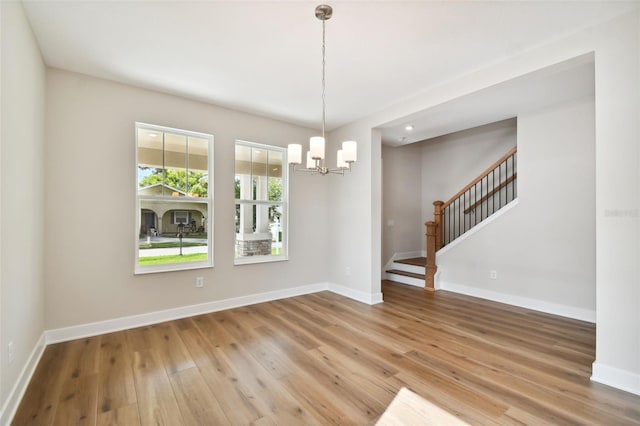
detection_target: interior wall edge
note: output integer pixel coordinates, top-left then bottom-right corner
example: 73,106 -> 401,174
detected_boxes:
0,332 -> 46,426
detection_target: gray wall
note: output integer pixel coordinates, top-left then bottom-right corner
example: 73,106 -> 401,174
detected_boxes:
44,69 -> 330,328
438,98 -> 595,319
1,1 -> 46,407
381,143 -> 423,264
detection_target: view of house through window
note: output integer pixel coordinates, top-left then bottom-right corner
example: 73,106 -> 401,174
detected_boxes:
235,141 -> 287,263
136,123 -> 213,273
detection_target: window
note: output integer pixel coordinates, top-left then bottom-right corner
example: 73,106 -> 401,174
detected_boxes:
173,211 -> 189,224
136,123 -> 213,273
235,141 -> 287,264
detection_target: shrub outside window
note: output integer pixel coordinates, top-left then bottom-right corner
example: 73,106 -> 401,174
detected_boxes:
135,122 -> 213,273
235,141 -> 288,264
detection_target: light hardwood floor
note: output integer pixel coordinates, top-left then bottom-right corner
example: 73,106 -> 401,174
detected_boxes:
13,281 -> 640,425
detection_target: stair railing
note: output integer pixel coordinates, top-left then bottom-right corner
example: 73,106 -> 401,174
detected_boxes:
425,146 -> 517,290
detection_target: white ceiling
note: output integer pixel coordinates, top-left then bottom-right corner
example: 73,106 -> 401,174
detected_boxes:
381,53 -> 596,146
22,1 -> 638,137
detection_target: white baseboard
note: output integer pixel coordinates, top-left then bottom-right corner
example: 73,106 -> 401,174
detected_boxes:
592,362 -> 640,396
46,281 -> 385,344
329,282 -> 383,305
46,282 -> 328,343
439,281 -> 596,323
0,332 -> 47,425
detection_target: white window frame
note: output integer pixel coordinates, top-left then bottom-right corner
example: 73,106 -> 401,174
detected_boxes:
173,211 -> 189,225
234,140 -> 288,265
135,122 -> 214,274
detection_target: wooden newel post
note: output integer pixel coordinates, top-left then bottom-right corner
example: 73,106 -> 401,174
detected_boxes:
425,221 -> 437,292
433,200 -> 444,251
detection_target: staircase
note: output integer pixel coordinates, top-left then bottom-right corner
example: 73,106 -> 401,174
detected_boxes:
385,257 -> 427,287
385,147 -> 518,292
423,146 -> 517,291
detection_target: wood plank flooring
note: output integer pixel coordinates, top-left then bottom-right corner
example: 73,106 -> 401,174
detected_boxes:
13,281 -> 640,425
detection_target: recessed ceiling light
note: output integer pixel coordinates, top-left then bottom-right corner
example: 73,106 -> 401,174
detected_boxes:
405,125 -> 414,131
148,132 -> 157,138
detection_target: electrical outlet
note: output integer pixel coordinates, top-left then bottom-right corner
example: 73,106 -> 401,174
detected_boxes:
489,270 -> 497,280
8,341 -> 14,365
195,277 -> 204,288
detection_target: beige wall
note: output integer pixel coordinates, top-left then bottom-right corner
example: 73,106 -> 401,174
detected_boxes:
381,143 -> 423,265
328,125 -> 382,298
1,0 -> 46,409
591,11 -> 639,387
438,98 -> 595,315
44,69 -> 330,329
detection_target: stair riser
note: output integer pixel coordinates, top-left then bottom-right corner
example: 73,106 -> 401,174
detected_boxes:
391,262 -> 425,275
386,273 -> 424,288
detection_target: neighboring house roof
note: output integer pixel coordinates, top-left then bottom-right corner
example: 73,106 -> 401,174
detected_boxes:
138,183 -> 187,196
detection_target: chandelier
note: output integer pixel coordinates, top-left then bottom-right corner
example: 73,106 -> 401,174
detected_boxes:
287,4 -> 357,176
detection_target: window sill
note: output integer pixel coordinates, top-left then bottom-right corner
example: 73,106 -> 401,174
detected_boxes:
134,261 -> 214,275
234,255 -> 288,266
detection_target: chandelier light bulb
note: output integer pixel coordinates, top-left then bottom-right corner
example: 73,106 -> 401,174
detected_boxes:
310,136 -> 325,160
288,144 -> 302,165
342,141 -> 357,163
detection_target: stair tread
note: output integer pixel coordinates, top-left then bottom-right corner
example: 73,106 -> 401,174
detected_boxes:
395,257 -> 427,267
386,269 -> 425,279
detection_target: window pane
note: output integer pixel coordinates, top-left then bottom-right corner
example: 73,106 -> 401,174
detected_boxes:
187,136 -> 208,198
235,202 -> 283,258
139,200 -> 209,266
252,148 -> 268,201
268,150 -> 283,202
137,127 -> 164,193
235,145 -> 251,200
164,132 -> 187,196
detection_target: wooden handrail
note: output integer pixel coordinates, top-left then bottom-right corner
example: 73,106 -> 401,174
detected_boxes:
463,173 -> 517,214
442,146 -> 517,209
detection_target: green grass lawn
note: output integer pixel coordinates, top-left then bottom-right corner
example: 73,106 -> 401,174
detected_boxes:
138,253 -> 208,266
139,242 -> 207,249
